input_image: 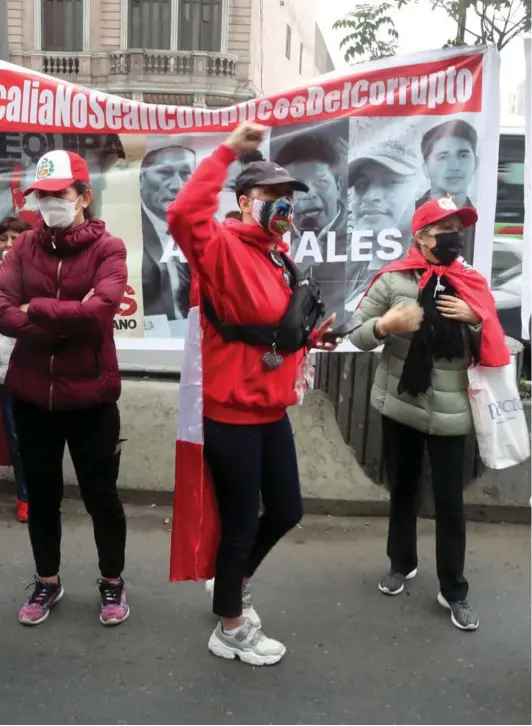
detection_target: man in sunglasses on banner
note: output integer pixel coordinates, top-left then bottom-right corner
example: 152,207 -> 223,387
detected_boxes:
167,122 -> 339,666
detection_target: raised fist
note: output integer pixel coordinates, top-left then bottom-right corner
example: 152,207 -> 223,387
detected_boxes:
225,122 -> 268,153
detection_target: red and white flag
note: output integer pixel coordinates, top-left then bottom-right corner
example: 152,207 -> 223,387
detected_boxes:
169,295 -> 220,581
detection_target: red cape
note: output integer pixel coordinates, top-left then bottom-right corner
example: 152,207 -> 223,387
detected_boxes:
360,247 -> 510,367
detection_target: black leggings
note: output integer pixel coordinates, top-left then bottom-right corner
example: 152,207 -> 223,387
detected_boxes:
13,398 -> 126,579
204,414 -> 303,619
382,416 -> 468,602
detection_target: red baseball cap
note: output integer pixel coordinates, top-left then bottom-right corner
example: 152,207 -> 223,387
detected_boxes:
24,150 -> 90,196
412,197 -> 478,236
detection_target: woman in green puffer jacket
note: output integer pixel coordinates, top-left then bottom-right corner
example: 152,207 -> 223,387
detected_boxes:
350,197 -> 507,633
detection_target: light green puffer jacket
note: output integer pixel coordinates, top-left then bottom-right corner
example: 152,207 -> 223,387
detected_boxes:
350,270 -> 483,436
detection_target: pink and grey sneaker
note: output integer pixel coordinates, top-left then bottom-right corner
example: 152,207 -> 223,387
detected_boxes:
98,578 -> 130,626
19,577 -> 64,626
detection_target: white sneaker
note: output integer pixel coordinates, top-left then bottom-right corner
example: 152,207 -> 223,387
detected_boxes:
437,592 -> 479,631
208,619 -> 286,666
205,578 -> 261,628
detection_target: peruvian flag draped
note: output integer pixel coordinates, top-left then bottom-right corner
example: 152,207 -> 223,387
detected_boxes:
169,299 -> 220,581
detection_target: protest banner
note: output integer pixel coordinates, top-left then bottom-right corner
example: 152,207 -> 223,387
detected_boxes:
0,45 -> 500,350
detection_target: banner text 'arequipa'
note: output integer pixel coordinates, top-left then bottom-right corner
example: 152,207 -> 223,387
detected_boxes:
0,54 -> 482,134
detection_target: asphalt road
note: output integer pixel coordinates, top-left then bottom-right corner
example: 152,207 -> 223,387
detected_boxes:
0,499 -> 530,725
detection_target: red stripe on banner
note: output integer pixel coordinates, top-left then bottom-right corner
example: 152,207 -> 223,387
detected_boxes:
169,439 -> 220,582
0,51 -> 483,135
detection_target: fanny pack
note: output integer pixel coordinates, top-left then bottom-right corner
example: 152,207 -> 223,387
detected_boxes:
202,254 -> 325,354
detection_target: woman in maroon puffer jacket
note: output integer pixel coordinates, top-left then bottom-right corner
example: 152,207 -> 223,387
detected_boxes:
0,150 -> 130,628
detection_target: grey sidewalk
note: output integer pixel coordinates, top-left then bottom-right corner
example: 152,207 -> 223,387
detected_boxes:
0,500 -> 530,725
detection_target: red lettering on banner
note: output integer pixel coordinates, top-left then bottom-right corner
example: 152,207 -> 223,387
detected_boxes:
0,53 -> 484,134
117,285 -> 138,317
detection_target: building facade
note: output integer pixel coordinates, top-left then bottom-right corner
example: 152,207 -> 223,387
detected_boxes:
6,0 -> 334,105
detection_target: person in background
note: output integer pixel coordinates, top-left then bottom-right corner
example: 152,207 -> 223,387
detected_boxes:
168,122 -> 338,666
350,197 -> 508,632
0,150 -> 129,628
0,215 -> 32,522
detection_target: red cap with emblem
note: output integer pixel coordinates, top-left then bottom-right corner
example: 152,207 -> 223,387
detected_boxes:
24,150 -> 90,196
412,197 -> 478,236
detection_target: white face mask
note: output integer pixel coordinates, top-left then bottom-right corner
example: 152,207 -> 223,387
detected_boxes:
38,196 -> 81,229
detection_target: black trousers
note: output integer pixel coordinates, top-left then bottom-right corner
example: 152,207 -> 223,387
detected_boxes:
203,414 -> 303,618
382,416 -> 468,602
13,398 -> 126,579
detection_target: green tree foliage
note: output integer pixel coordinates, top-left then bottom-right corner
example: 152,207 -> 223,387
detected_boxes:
333,0 -> 531,62
332,2 -> 402,61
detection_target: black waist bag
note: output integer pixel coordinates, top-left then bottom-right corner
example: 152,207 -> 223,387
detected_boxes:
202,254 -> 326,354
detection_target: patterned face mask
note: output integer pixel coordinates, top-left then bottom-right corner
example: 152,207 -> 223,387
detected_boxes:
251,197 -> 294,236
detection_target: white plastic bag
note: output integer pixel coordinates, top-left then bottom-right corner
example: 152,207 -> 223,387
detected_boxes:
468,360 -> 531,470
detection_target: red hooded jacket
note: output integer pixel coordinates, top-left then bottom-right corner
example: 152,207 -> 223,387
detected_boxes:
167,144 -> 310,425
0,219 -> 127,410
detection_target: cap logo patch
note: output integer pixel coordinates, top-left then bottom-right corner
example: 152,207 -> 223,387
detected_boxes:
36,157 -> 55,179
438,197 -> 457,211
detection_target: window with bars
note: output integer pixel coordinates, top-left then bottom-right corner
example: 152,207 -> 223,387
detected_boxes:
179,0 -> 222,52
285,25 -> 291,59
41,0 -> 83,52
128,0 -> 172,49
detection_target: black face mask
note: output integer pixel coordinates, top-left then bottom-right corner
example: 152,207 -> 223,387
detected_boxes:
431,231 -> 463,266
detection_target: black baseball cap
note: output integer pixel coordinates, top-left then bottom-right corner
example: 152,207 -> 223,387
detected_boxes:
234,160 -> 309,199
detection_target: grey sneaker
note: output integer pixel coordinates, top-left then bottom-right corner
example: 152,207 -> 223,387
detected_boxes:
208,618 -> 286,666
205,578 -> 261,628
437,593 -> 479,631
378,568 -> 417,595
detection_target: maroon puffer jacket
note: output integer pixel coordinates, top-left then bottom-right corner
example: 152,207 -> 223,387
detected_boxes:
0,219 -> 127,410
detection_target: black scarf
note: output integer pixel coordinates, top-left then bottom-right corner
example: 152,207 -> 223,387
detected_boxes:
397,273 -> 466,397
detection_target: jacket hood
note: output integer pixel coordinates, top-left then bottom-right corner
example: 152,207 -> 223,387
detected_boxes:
38,218 -> 107,254
222,217 -> 289,253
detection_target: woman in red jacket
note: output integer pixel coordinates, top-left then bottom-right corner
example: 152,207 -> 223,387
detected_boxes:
0,150 -> 129,627
168,122 -> 337,666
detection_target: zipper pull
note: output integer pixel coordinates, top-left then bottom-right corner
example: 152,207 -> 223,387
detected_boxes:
434,274 -> 445,298
51,232 -> 56,250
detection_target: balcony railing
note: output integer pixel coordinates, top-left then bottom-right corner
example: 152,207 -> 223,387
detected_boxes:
144,53 -> 192,75
109,52 -> 131,75
207,55 -> 236,77
9,49 -> 248,107
42,53 -> 81,77
109,50 -> 237,79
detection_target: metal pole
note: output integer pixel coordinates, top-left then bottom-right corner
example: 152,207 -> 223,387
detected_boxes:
0,0 -> 10,62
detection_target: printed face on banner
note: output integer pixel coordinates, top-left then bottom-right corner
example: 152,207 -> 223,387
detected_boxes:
345,121 -> 419,310
140,145 -> 196,220
270,120 -> 349,320
139,143 -> 196,340
285,161 -> 341,231
415,117 -> 480,265
421,120 -> 478,205
0,47 -> 497,348
350,159 -> 416,233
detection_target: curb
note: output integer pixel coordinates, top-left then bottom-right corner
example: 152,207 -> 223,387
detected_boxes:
1,479 -> 529,525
